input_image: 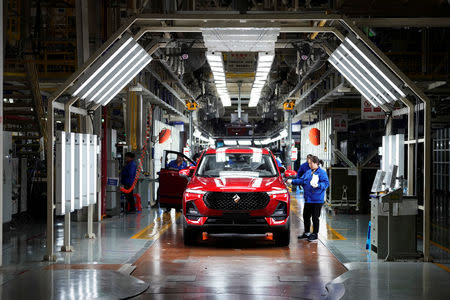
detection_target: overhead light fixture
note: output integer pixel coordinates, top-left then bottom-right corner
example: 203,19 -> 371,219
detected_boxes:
198,135 -> 209,142
261,138 -> 272,145
96,54 -> 152,106
249,52 -> 275,107
328,35 -> 409,108
205,51 -> 231,107
70,34 -> 152,106
223,140 -> 237,146
279,129 -> 288,138
238,140 -> 252,146
328,58 -> 379,108
193,129 -> 202,138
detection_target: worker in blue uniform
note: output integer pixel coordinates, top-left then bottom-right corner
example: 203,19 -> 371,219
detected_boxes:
121,152 -> 137,212
292,155 -> 329,242
297,154 -> 313,179
168,154 -> 187,170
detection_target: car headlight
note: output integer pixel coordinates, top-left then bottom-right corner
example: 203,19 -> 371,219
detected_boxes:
185,188 -> 207,195
267,189 -> 288,195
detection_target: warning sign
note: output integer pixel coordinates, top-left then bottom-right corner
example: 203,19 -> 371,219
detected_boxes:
361,98 -> 385,119
291,147 -> 298,161
333,114 -> 348,132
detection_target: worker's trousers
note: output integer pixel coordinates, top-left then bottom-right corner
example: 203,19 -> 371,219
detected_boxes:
303,203 -> 323,234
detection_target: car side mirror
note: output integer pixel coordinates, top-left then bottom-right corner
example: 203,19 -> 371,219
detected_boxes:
284,169 -> 297,179
179,168 -> 190,177
279,166 -> 286,174
179,166 -> 196,177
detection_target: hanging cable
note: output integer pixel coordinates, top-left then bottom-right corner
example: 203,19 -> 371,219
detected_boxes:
121,105 -> 153,194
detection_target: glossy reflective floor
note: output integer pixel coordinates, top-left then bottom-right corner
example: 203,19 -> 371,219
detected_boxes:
131,208 -> 347,299
0,191 -> 449,299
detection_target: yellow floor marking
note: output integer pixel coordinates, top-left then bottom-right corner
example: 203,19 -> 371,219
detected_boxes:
417,235 -> 450,253
290,194 -> 346,240
435,263 -> 450,273
325,223 -> 347,240
131,211 -> 181,240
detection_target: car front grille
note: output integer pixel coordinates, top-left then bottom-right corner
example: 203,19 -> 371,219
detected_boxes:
203,192 -> 270,210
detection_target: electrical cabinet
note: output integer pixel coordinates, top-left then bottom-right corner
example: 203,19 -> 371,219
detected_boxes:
370,198 -> 418,259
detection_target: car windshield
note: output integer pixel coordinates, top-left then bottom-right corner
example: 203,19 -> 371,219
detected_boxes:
196,151 -> 278,178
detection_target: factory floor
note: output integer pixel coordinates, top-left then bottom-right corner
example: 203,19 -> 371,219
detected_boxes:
0,191 -> 449,299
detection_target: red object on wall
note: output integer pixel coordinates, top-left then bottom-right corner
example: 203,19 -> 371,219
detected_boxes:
309,128 -> 320,146
159,128 -> 171,144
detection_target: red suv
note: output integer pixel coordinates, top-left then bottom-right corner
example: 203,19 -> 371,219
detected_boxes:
179,147 -> 296,246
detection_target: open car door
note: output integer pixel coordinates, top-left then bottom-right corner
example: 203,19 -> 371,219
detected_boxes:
158,150 -> 195,209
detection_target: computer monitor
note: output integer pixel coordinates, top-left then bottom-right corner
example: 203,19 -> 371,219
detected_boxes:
383,165 -> 398,190
371,170 -> 386,193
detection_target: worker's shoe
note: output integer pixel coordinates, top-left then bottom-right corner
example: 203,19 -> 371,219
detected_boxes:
298,232 -> 310,239
307,233 -> 318,242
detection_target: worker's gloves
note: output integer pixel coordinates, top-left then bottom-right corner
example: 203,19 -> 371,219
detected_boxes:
310,174 -> 319,188
286,179 -> 293,185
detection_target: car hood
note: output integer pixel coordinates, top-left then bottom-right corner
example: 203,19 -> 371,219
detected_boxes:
188,176 -> 286,193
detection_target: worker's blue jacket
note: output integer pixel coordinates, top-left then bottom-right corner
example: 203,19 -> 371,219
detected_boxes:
121,160 -> 137,187
167,160 -> 187,170
296,161 -> 310,179
293,167 -> 329,204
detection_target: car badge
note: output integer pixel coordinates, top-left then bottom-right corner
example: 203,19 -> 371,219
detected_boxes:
233,194 -> 240,203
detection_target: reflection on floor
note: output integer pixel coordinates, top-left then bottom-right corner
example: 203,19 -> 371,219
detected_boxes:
291,191 -> 377,264
0,192 -> 449,299
0,208 -> 169,285
131,209 -> 347,299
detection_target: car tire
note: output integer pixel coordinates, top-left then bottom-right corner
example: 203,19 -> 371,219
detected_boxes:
183,218 -> 197,246
275,220 -> 291,247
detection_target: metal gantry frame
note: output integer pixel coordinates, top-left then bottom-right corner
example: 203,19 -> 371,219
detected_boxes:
43,13 -> 432,262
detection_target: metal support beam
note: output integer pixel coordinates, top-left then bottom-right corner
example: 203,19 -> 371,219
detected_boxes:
286,111 -> 292,169
0,0 -> 3,267
76,0 -> 90,66
189,111 -> 194,156
237,81 -> 242,120
60,97 -> 79,252
44,101 -> 56,261
134,26 -> 344,40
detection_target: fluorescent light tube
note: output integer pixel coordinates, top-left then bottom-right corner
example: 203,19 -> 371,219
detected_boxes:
96,55 -> 152,105
339,45 -> 396,102
328,58 -> 379,107
238,140 -> 252,146
81,44 -> 140,100
224,140 -> 237,146
73,37 -> 133,97
346,38 -> 406,98
88,46 -> 142,101
336,47 -> 390,104
332,50 -> 384,105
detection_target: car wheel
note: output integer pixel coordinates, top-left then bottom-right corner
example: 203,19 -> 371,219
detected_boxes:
275,219 -> 290,247
275,228 -> 290,246
183,218 -> 197,246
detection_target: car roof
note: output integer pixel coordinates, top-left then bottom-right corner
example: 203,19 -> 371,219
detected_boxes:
205,147 -> 271,155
